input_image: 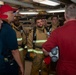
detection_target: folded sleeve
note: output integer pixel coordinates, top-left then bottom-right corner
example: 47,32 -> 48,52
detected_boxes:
42,30 -> 58,52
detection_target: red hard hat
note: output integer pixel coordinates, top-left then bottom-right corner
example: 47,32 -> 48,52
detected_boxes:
0,4 -> 17,14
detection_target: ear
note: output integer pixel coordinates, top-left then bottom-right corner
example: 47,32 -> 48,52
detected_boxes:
64,12 -> 69,21
3,12 -> 8,19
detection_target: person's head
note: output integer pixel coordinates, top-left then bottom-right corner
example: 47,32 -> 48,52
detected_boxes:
65,3 -> 76,20
42,19 -> 47,27
13,16 -> 20,27
0,4 -> 17,23
35,17 -> 44,28
51,15 -> 59,26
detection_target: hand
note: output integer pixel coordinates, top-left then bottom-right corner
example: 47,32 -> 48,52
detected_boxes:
42,48 -> 49,56
20,66 -> 25,75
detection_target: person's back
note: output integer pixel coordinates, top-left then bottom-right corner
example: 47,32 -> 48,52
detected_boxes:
42,3 -> 76,75
53,20 -> 76,75
56,20 -> 76,62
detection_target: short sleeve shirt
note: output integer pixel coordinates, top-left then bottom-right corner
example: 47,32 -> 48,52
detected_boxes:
1,21 -> 18,54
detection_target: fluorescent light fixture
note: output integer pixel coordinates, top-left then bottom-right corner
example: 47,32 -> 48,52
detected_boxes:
40,0 -> 60,6
19,12 -> 38,15
47,9 -> 65,13
33,0 -> 60,6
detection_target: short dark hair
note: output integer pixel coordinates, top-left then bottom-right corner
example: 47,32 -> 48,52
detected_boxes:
35,17 -> 42,23
51,15 -> 58,20
35,15 -> 46,23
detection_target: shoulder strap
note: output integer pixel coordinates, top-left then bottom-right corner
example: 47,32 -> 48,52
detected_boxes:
22,27 -> 26,35
45,27 -> 49,32
45,25 -> 52,32
22,27 -> 28,46
45,26 -> 51,36
33,27 -> 36,49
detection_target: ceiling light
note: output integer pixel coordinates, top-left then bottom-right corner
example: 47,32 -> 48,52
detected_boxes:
47,9 -> 65,13
19,12 -> 38,15
40,0 -> 60,6
33,0 -> 60,6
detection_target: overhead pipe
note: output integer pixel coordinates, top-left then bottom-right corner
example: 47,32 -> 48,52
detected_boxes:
0,0 -> 34,8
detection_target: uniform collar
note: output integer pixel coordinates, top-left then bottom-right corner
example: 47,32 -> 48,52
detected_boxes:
37,26 -> 44,31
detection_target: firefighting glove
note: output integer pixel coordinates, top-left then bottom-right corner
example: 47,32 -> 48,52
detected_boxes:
43,56 -> 51,65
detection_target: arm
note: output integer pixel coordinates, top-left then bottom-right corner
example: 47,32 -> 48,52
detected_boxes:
12,49 -> 24,75
42,30 -> 58,52
6,26 -> 24,75
42,48 -> 49,56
